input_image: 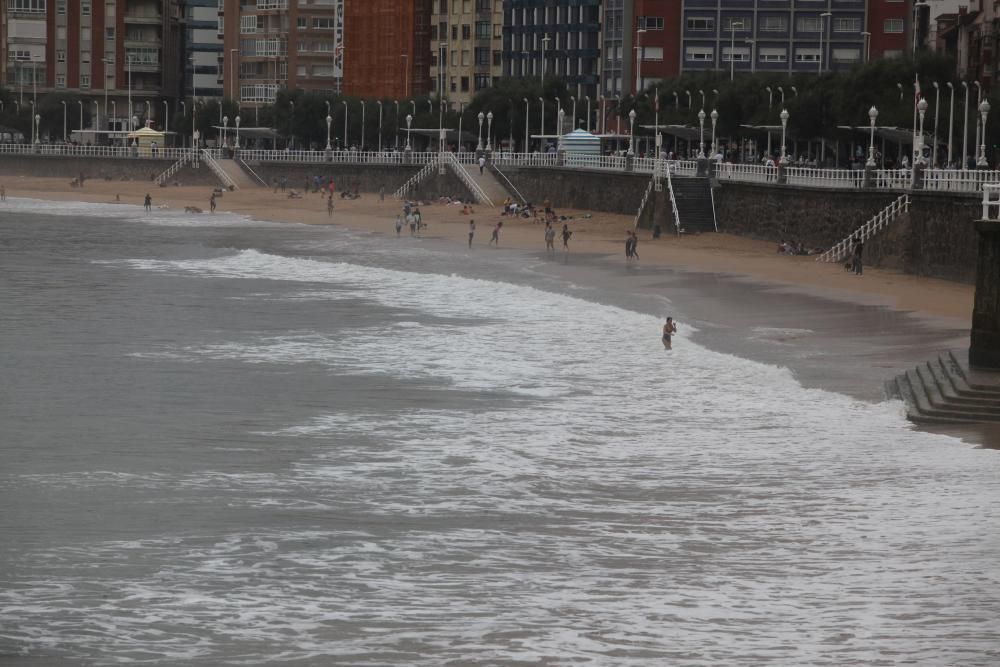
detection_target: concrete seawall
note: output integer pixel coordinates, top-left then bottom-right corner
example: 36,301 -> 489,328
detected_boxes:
0,154 -> 221,186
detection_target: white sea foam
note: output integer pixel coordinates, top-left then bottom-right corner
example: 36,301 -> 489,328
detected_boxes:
4,196 -> 275,227
3,247 -> 999,665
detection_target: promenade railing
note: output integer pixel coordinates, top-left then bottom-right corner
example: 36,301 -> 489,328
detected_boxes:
3,143 -> 998,194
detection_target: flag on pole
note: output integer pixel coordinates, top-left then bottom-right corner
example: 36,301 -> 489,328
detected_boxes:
914,74 -> 921,108
655,87 -> 660,112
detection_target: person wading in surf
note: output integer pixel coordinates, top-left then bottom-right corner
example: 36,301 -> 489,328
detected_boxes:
662,317 -> 677,350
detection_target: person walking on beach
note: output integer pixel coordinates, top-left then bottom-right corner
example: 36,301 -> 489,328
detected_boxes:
852,239 -> 864,275
468,219 -> 476,248
630,230 -> 639,260
479,155 -> 486,175
489,221 -> 502,246
395,214 -> 404,237
544,222 -> 556,256
327,195 -> 334,218
143,194 -> 152,212
379,185 -> 385,202
625,231 -> 634,260
561,224 -> 572,252
209,193 -> 216,213
662,317 -> 677,350
408,211 -> 417,236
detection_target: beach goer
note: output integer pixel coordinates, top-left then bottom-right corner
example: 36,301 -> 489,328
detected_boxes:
662,317 -> 677,350
327,195 -> 334,217
379,185 -> 385,202
468,219 -> 475,248
414,208 -> 423,230
489,221 -> 502,246
479,155 -> 486,175
630,231 -> 639,260
0,185 -> 5,201
561,224 -> 572,251
408,212 -> 417,236
395,215 -> 404,237
625,231 -> 634,260
544,222 -> 556,256
852,239 -> 864,275
144,194 -> 152,212
209,193 -> 216,213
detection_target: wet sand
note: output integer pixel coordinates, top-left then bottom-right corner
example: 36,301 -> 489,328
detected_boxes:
3,175 -> 995,447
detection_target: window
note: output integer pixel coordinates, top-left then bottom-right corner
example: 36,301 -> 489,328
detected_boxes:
57,27 -> 67,39
834,17 -> 861,32
438,0 -> 447,12
462,0 -> 470,12
106,27 -> 115,39
638,16 -> 664,30
57,50 -> 67,63
724,17 -> 750,32
493,50 -> 501,66
312,18 -> 334,29
81,51 -> 90,63
81,74 -> 91,88
475,74 -> 490,90
297,17 -> 306,28
450,76 -> 456,92
81,1 -> 90,15
462,24 -> 471,39
11,0 -> 46,12
450,50 -> 457,66
451,25 -> 458,40
461,76 -> 469,92
475,21 -> 489,38
832,48 -> 860,63
884,18 -> 904,33
686,17 -> 714,31
721,46 -> 750,62
685,45 -> 714,61
759,15 -> 787,32
241,16 -> 257,33
794,47 -> 820,62
438,22 -> 447,37
56,74 -> 65,87
430,25 -> 438,40
57,0 -> 65,14
641,46 -> 664,61
796,17 -> 821,32
82,27 -> 91,40
475,0 -> 490,10
461,49 -> 470,66
475,47 -> 489,65
759,47 -> 787,62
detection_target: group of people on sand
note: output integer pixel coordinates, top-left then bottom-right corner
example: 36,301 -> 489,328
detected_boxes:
395,201 -> 425,237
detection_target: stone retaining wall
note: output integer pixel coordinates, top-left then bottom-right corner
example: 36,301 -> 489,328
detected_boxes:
0,155 -> 223,186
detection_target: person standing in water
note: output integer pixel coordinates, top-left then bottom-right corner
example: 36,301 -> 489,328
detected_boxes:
561,224 -> 572,252
468,219 -> 476,248
489,221 -> 502,246
544,222 -> 556,256
144,194 -> 152,212
662,317 -> 677,350
209,193 -> 216,213
327,195 -> 334,218
394,214 -> 404,237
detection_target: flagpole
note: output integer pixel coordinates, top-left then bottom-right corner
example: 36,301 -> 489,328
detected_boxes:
913,73 -> 920,166
654,87 -> 659,160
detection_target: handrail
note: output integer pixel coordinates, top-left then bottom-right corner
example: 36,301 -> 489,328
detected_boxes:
665,163 -> 683,235
708,178 -> 718,232
443,153 -> 493,207
394,158 -> 436,199
488,161 -> 527,204
633,178 -> 654,229
235,155 -> 268,187
200,149 -> 238,191
816,193 -> 909,263
153,152 -> 192,186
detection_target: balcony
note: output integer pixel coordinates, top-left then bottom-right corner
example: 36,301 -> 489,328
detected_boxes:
124,13 -> 162,25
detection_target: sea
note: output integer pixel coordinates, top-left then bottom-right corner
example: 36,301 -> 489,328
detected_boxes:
1,199 -> 998,666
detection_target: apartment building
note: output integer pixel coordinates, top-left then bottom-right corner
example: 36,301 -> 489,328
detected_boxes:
185,0 -> 222,100
341,0 -> 431,98
429,0 -> 503,105
220,0 -> 344,106
501,0 -> 601,99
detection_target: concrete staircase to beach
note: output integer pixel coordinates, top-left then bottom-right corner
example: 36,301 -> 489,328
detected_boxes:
459,162 -> 512,207
214,157 -> 260,189
887,351 -> 1000,424
670,177 -> 717,233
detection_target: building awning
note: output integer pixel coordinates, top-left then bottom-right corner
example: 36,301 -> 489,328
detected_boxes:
837,125 -> 918,144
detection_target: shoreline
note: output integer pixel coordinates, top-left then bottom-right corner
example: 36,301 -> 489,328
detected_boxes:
5,176 -> 995,447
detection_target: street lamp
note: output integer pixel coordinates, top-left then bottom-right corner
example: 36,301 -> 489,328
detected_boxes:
538,97 -> 545,138
978,99 -> 991,167
780,108 -> 789,164
61,101 -> 67,141
962,81 -> 969,167
777,85 -> 785,106
394,100 -> 399,149
635,28 -> 646,93
342,100 -> 348,149
222,115 -> 228,147
697,108 -> 706,158
558,107 -> 565,151
34,113 -> 41,145
946,82 -> 955,166
685,89 -> 691,110
790,85 -> 798,97
570,96 -> 576,129
861,31 -> 871,63
377,100 -> 383,153
326,114 -> 332,150
766,86 -> 773,108
819,12 -> 832,74
405,113 -> 413,151
867,106 -> 878,168
699,89 -> 705,110
486,111 -> 493,152
477,111 -> 484,151
584,95 -> 591,132
974,81 -> 983,167
728,20 -> 743,81
162,100 -> 168,136
78,100 -> 83,138
710,109 -> 718,157
541,35 -> 551,77
628,108 -> 636,156
932,82 -> 940,166
523,97 -> 530,151
916,97 -> 928,166
361,100 -> 366,151
234,116 -> 240,149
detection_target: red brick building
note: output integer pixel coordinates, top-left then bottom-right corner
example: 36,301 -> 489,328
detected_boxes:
867,0 -> 911,60
631,0 -> 682,92
342,0 -> 431,99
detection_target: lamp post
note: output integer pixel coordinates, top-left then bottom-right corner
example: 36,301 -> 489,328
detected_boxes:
710,109 -> 718,157
289,101 -> 294,149
685,89 -> 691,110
394,100 -> 399,148
780,108 -> 789,164
234,115 -> 240,149
867,106 -> 878,168
729,20 -> 743,81
915,97 -> 928,167
790,85 -> 798,97
541,35 -> 551,77
635,28 -> 646,93
974,81 -> 983,168
222,115 -> 228,147
932,82 -> 940,166
361,100 -> 366,151
538,97 -> 544,139
405,113 -> 413,151
93,100 -> 100,142
326,114 -> 332,151
61,101 -> 67,141
127,54 -> 133,131
162,100 -> 168,136
131,116 -> 138,147
570,96 -> 576,130
585,95 -> 591,132
962,82 -> 970,168
110,100 -> 116,137
699,89 -> 705,110
523,97 -> 530,151
477,111 -> 484,151
819,12 -> 832,74
34,113 -> 40,145
342,100 -> 348,149
458,102 -> 464,151
766,86 -> 772,108
947,82 -> 955,166
558,108 -> 565,151
230,48 -> 238,101
697,108 -> 706,158
628,108 -> 636,156
861,31 -> 871,62
377,101 -> 383,153
777,85 -> 784,106
486,111 -> 493,152
978,99 -> 991,167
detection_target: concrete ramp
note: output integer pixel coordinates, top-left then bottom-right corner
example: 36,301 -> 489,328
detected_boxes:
215,158 -> 259,189
459,162 -> 513,206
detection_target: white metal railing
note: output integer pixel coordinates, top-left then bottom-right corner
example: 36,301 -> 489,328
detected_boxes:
235,155 -> 268,187
394,158 -> 437,199
713,162 -> 778,183
666,164 -> 683,234
153,152 -> 192,186
564,154 -> 627,171
0,143 -> 189,160
816,193 -> 910,263
633,178 -> 654,229
443,152 -> 493,207
874,169 -> 910,190
924,169 -> 1000,193
982,184 -> 1000,220
786,167 -> 864,189
200,149 -> 238,191
489,162 -> 527,204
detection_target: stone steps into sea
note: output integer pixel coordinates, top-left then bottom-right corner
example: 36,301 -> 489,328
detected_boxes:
888,351 -> 1000,424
